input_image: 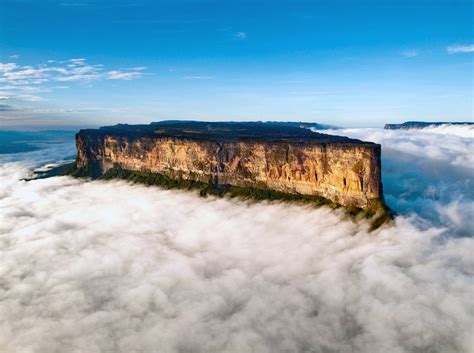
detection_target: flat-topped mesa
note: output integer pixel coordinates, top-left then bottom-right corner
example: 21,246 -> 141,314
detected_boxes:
75,121 -> 384,210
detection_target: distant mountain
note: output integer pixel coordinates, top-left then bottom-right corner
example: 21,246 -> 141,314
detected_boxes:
384,121 -> 473,130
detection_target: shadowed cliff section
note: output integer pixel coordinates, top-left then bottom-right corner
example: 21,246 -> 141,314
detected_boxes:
68,121 -> 390,228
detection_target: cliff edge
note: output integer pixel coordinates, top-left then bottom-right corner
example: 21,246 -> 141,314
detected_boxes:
71,121 -> 386,216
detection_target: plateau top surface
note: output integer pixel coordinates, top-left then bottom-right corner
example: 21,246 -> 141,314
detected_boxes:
78,121 -> 374,146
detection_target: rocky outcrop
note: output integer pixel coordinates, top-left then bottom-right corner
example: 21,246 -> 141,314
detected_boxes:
75,121 -> 385,210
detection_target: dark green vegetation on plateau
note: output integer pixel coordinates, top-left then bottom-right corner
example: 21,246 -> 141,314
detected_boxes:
78,120 -> 370,145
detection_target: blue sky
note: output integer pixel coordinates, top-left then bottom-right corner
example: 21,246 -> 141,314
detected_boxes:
0,0 -> 472,129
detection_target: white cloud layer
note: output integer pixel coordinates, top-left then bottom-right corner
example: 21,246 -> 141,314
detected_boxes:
0,127 -> 473,353
420,124 -> 474,138
314,127 -> 474,236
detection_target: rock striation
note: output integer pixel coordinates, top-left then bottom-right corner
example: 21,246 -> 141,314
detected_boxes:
74,121 -> 385,210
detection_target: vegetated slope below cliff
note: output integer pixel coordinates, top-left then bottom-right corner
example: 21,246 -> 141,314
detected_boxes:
68,121 -> 390,228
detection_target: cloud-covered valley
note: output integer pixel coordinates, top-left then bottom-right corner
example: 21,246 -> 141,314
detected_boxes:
0,127 -> 472,353
316,127 -> 474,236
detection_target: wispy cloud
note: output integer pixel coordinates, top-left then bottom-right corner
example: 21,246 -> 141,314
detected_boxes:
0,63 -> 18,73
0,85 -> 47,102
234,31 -> 247,40
0,103 -> 18,111
447,44 -> 474,54
106,70 -> 142,80
401,49 -> 418,58
0,58 -> 147,102
128,66 -> 147,71
183,76 -> 214,80
59,1 -> 89,7
55,74 -> 101,82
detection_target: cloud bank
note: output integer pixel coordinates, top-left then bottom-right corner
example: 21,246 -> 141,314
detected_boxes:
315,127 -> 474,236
0,127 -> 472,353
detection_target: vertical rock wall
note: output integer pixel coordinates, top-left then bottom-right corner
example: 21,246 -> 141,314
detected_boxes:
75,132 -> 383,209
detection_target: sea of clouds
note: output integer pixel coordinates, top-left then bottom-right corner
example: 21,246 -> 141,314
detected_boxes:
315,127 -> 474,236
420,124 -> 474,138
0,127 -> 472,353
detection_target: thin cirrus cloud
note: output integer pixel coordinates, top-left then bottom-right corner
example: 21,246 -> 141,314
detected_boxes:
0,103 -> 18,111
400,45 -> 474,57
234,31 -> 247,40
447,44 -> 474,54
183,76 -> 215,80
401,49 -> 418,58
106,70 -> 143,80
0,63 -> 19,73
0,85 -> 50,102
0,58 -> 147,102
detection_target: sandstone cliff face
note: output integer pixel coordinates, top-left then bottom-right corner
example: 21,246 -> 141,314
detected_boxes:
75,124 -> 383,209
